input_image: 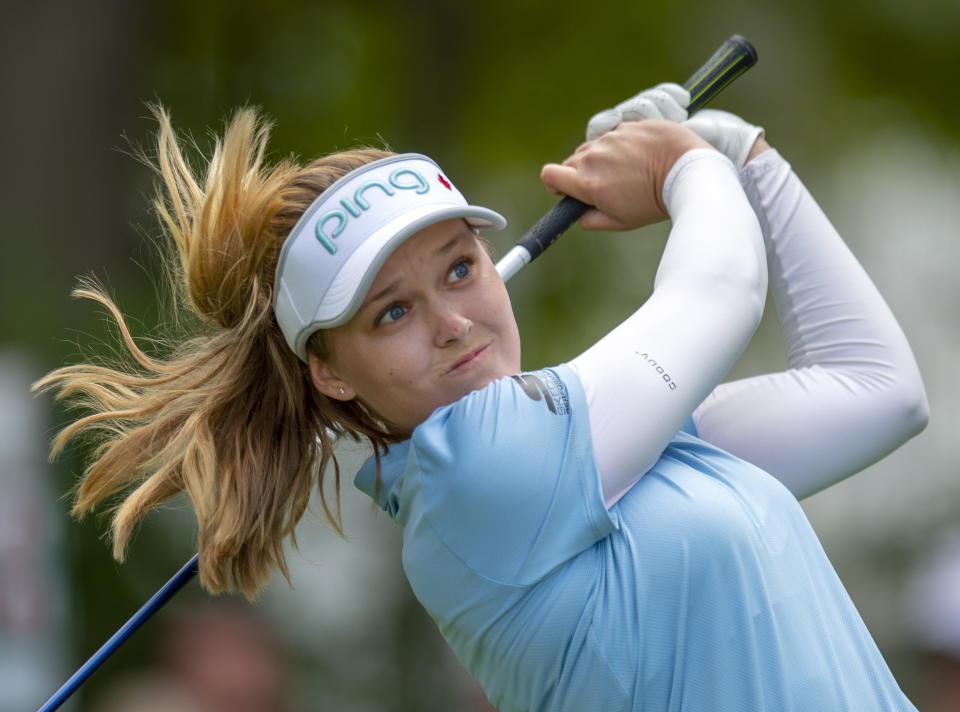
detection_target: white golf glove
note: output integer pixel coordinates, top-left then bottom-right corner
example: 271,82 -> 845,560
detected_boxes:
586,84 -> 765,170
585,83 -> 690,140
683,109 -> 765,170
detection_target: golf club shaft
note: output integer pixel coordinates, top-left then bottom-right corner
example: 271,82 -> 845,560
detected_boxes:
496,34 -> 757,282
36,554 -> 200,712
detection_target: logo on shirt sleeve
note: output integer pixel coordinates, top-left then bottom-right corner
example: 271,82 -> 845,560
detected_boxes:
511,370 -> 571,415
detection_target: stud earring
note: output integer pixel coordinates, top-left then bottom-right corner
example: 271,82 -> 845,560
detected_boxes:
338,387 -> 346,396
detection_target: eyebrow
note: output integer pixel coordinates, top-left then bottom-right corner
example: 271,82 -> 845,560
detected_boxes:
433,232 -> 464,257
366,278 -> 401,306
364,230 -> 473,306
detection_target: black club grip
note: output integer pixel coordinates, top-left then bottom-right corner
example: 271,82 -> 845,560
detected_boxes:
515,35 -> 757,264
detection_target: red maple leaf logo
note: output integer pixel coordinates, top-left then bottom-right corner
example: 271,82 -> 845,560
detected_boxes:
437,174 -> 452,190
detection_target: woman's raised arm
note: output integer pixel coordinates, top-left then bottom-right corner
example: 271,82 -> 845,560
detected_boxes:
543,120 -> 767,506
690,133 -> 929,499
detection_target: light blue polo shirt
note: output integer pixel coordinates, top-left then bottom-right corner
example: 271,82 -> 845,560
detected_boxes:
355,365 -> 916,712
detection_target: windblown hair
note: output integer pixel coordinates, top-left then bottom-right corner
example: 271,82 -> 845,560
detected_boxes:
33,106 -> 399,599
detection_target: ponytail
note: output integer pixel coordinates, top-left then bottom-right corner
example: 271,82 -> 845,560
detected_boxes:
34,106 -> 398,598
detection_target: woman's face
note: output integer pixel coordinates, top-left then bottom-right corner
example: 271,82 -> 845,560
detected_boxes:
309,218 -> 521,431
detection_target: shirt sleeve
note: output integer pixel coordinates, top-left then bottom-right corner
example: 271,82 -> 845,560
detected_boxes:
568,149 -> 767,507
408,365 -> 618,586
691,149 -> 929,499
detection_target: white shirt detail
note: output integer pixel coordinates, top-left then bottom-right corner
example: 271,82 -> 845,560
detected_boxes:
572,148 -> 928,506
568,148 -> 767,505
691,149 -> 928,499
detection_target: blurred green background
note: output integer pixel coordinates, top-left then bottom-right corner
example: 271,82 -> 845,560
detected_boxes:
3,0 -> 959,710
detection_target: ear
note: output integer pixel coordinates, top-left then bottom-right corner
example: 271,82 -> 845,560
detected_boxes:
307,354 -> 356,401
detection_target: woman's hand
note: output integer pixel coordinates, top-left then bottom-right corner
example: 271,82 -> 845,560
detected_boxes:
585,83 -> 769,170
683,109 -> 768,169
541,120 -> 711,231
585,82 -> 690,140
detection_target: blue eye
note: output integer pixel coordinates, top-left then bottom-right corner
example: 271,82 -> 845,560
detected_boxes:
449,259 -> 471,282
378,303 -> 407,325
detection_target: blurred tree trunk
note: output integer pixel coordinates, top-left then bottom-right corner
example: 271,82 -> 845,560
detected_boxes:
0,0 -> 148,349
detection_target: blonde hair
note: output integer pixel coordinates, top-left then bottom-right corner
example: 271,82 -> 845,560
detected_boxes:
33,106 -> 400,599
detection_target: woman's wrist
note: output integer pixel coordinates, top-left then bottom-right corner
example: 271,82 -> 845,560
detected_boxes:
746,135 -> 772,164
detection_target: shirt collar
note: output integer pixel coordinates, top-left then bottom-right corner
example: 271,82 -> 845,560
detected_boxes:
354,440 -> 411,519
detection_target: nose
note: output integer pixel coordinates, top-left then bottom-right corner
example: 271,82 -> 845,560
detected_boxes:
431,299 -> 472,347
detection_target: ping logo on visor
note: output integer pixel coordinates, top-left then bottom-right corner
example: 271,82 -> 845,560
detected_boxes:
314,169 -> 446,255
273,153 -> 507,361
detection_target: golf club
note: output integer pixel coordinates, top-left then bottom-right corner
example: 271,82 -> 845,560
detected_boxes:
496,34 -> 757,280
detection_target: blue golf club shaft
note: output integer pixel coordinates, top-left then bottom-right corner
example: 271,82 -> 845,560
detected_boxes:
36,554 -> 199,712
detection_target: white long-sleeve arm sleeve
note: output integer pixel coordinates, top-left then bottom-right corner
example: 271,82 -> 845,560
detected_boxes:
568,148 -> 767,506
691,148 -> 929,499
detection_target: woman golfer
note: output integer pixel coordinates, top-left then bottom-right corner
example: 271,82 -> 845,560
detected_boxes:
38,83 -> 927,711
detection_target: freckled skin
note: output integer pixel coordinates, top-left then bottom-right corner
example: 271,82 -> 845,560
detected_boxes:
309,219 -> 522,432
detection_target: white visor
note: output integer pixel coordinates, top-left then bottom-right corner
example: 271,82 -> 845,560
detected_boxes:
273,153 -> 506,360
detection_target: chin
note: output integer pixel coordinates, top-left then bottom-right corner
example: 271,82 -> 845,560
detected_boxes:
461,370 -> 504,399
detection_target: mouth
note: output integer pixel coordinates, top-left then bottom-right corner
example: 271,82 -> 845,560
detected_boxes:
446,344 -> 490,374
